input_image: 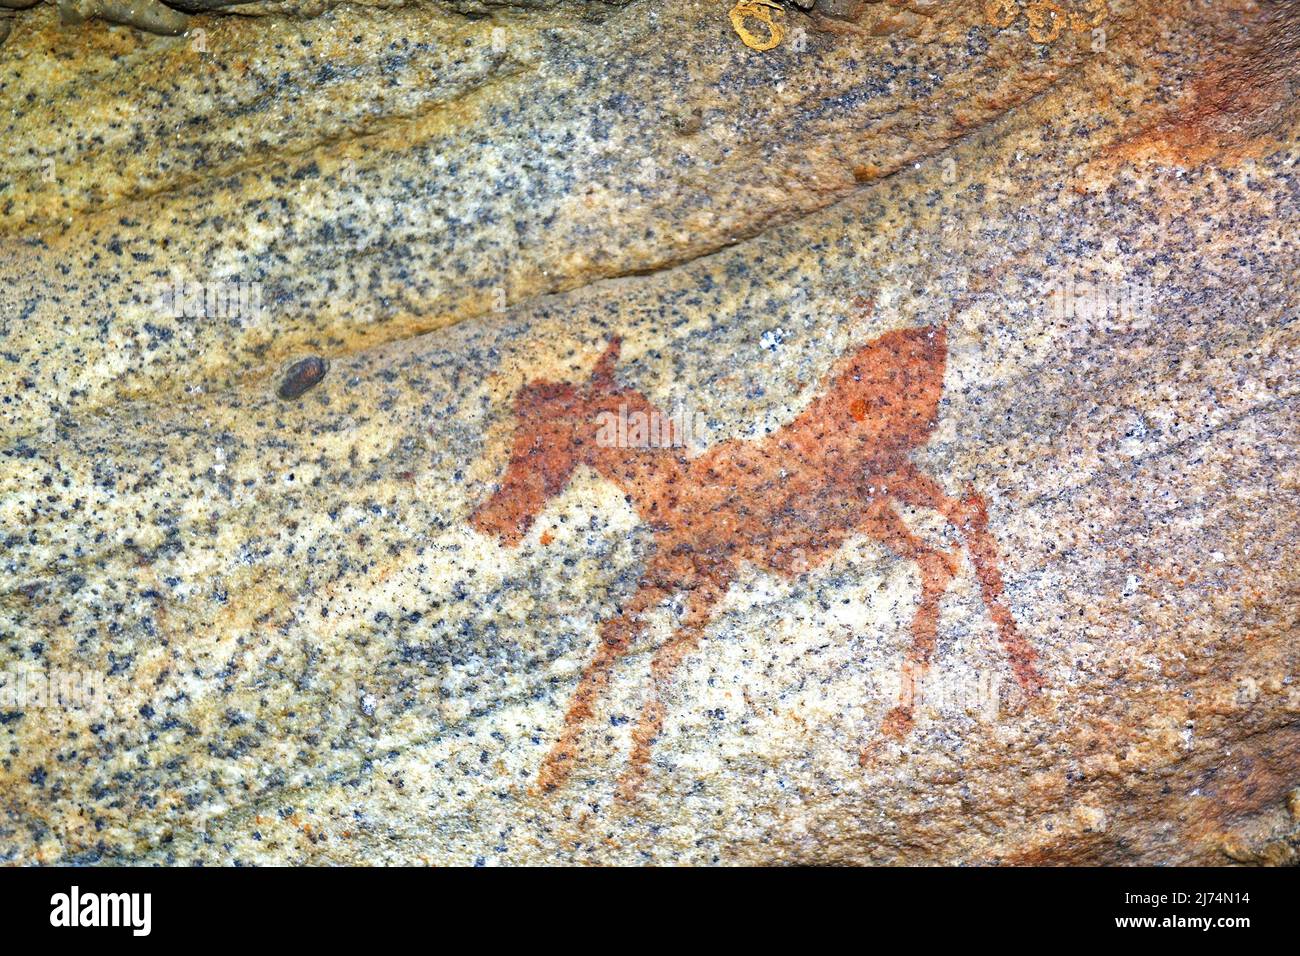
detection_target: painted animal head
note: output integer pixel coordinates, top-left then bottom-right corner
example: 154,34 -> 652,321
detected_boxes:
470,338 -> 622,545
798,324 -> 948,460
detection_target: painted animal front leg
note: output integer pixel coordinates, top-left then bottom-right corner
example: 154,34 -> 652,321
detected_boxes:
617,571 -> 732,800
886,464 -> 1043,695
861,500 -> 959,741
536,569 -> 675,793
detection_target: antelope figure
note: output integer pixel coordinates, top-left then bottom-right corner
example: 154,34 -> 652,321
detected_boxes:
471,315 -> 1042,797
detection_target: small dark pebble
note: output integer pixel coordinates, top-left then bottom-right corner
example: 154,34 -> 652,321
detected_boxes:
277,357 -> 328,400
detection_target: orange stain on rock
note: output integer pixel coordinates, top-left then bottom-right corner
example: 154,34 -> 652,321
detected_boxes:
471,303 -> 1041,797
1082,9 -> 1298,180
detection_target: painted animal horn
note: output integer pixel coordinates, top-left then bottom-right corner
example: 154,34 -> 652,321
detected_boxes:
589,336 -> 621,393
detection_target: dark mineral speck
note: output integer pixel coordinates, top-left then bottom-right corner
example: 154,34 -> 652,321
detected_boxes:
277,357 -> 329,400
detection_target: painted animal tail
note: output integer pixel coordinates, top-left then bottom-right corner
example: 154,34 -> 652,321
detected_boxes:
961,487 -> 1043,695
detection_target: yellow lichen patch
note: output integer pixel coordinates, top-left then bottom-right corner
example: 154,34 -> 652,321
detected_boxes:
986,0 -> 1109,43
1025,0 -> 1066,44
730,0 -> 785,51
985,0 -> 1018,29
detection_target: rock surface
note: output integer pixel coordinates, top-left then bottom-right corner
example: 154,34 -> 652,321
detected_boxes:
0,0 -> 1297,865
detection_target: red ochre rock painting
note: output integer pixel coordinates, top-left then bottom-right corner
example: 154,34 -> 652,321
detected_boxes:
471,309 -> 1042,797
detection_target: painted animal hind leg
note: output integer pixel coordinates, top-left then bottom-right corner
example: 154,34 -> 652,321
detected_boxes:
860,500 -> 959,755
886,464 -> 1042,695
536,561 -> 675,793
617,570 -> 732,800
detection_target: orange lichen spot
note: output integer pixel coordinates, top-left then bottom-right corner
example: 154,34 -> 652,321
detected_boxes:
1025,0 -> 1066,44
1070,0 -> 1107,31
985,0 -> 1018,29
985,0 -> 1108,43
849,398 -> 869,421
1080,23 -> 1297,181
540,530 -> 555,546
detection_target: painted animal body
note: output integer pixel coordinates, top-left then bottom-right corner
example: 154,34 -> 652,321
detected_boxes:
471,319 -> 1042,797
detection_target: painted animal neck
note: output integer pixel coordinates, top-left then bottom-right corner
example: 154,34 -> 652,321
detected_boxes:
578,388 -> 689,521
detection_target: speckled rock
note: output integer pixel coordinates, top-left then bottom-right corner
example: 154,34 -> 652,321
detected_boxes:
0,0 -> 1297,865
0,0 -> 1100,440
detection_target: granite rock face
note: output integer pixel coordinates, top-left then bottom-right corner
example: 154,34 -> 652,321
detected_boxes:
0,0 -> 1297,865
0,0 -> 1095,438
